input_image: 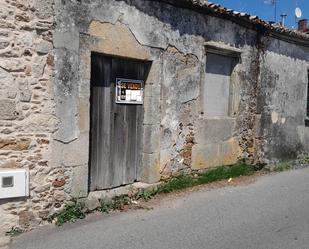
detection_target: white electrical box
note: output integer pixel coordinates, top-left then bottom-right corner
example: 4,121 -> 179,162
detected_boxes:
0,169 -> 29,199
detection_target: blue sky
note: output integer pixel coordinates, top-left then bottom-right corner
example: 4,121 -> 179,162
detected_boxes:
212,0 -> 309,28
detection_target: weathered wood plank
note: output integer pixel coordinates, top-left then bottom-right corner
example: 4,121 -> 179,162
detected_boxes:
98,57 -> 112,188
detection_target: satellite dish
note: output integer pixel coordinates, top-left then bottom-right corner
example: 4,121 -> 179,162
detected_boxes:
295,7 -> 302,18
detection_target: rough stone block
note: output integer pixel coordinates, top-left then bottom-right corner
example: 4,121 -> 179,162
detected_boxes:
220,138 -> 242,166
177,73 -> 200,104
0,160 -> 16,169
20,114 -> 58,133
79,79 -> 91,97
145,60 -> 162,86
84,196 -> 100,212
18,32 -> 34,47
88,185 -> 133,201
18,211 -> 35,229
50,140 -> 63,168
0,41 -> 9,50
88,21 -> 150,60
0,138 -> 31,151
0,67 -> 12,81
47,54 -> 54,66
62,133 -> 89,167
159,148 -> 173,171
7,90 -> 17,99
36,40 -> 53,55
52,133 -> 89,167
0,99 -> 17,120
34,0 -> 54,19
32,61 -> 45,78
24,65 -> 32,76
0,59 -> 24,72
53,77 -> 78,143
34,183 -> 51,193
142,125 -> 161,154
78,98 -> 90,133
52,178 -> 66,188
140,152 -> 161,183
192,138 -> 241,170
18,79 -> 32,102
54,190 -> 66,202
144,83 -> 161,98
254,114 -> 263,137
195,118 -> 236,144
192,143 -> 220,169
159,127 -> 176,150
79,46 -> 91,82
143,96 -> 161,125
71,165 -> 88,198
53,31 -> 80,52
19,90 -> 32,102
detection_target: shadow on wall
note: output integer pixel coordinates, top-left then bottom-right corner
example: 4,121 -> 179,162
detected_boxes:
116,0 -> 309,60
260,114 -> 304,160
115,0 -> 256,48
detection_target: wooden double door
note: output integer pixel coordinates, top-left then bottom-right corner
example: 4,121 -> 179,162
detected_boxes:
90,53 -> 150,190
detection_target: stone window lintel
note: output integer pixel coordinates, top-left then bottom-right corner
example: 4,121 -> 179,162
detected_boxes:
205,41 -> 242,58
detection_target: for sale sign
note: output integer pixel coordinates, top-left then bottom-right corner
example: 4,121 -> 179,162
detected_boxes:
115,78 -> 144,105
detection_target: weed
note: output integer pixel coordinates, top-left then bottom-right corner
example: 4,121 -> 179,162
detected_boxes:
136,188 -> 158,201
51,198 -> 86,226
99,198 -> 113,213
112,195 -> 130,210
5,227 -> 23,237
267,154 -> 309,172
158,175 -> 197,193
99,195 -> 131,213
297,155 -> 309,165
157,163 -> 256,194
273,161 -> 293,172
197,163 -> 255,183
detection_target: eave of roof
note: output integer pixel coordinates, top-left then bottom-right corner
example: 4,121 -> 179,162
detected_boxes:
151,0 -> 309,47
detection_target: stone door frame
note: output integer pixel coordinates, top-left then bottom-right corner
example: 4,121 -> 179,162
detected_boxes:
63,22 -> 163,197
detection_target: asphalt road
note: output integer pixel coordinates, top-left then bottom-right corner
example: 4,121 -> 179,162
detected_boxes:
10,168 -> 309,249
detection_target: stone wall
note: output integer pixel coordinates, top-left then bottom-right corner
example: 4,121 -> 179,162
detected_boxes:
0,0 -> 308,245
0,0 -> 59,246
258,37 -> 309,162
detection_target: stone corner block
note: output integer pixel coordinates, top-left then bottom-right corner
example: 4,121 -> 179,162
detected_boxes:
142,125 -> 161,154
53,31 -> 80,51
71,165 -> 88,198
192,138 -> 241,170
140,153 -> 161,184
192,143 -> 220,170
195,118 -> 236,144
77,98 -> 90,133
145,60 -> 162,85
143,96 -> 161,125
63,133 -> 89,167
